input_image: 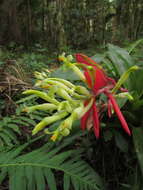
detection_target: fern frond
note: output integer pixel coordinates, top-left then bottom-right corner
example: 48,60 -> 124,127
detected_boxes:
16,94 -> 37,104
0,136 -> 103,190
0,113 -> 39,146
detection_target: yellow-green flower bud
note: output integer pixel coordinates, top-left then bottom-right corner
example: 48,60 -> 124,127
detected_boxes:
67,55 -> 73,62
23,90 -> 59,105
79,98 -> 94,118
41,71 -> 48,77
57,88 -> 73,101
61,128 -> 70,136
39,79 -> 72,93
58,53 -> 67,62
32,111 -> 68,135
75,85 -> 90,96
34,72 -> 44,80
58,101 -> 73,113
112,65 -> 139,93
48,78 -> 75,88
59,116 -> 73,131
23,103 -> 57,113
50,131 -> 60,141
69,63 -> 86,82
115,92 -> 134,101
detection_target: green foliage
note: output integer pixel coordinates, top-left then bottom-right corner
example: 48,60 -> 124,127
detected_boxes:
106,44 -> 136,90
92,43 -> 143,97
0,134 -> 103,190
132,128 -> 143,189
0,114 -> 36,146
20,53 -> 49,73
0,42 -> 143,189
0,116 -> 20,146
133,128 -> 143,174
128,39 -> 143,54
98,44 -> 143,188
50,67 -> 80,81
0,94 -> 46,147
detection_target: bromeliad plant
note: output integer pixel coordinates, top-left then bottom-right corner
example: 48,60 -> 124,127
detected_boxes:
22,53 -> 139,141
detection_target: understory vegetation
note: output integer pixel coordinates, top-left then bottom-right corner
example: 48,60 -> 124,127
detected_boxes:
0,40 -> 143,190
0,0 -> 143,190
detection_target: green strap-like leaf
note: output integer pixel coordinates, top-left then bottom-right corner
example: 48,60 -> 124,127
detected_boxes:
133,127 -> 143,174
64,174 -> 70,190
44,168 -> 57,190
34,167 -> 45,190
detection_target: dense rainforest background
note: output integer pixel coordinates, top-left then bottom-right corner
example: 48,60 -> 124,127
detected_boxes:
0,0 -> 143,190
0,0 -> 143,50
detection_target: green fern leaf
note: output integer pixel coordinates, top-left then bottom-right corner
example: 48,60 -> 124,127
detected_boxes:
0,137 -> 103,190
7,124 -> 21,135
64,174 -> 70,190
0,133 -> 12,146
3,129 -> 19,144
44,168 -> 57,190
11,119 -> 30,126
19,116 -> 37,126
16,95 -> 37,104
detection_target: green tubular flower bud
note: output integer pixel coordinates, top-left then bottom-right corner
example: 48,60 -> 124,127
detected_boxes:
59,115 -> 74,131
67,55 -> 74,62
32,111 -> 68,135
50,110 -> 79,140
72,93 -> 87,99
61,128 -> 70,136
58,53 -> 67,62
48,78 -> 75,88
58,102 -> 65,112
34,72 -> 44,80
46,114 -> 73,141
75,85 -> 90,96
58,101 -> 73,113
41,71 -> 48,78
68,63 -> 86,82
23,90 -> 59,105
72,106 -> 83,119
38,79 -> 76,97
79,98 -> 94,118
59,53 -> 73,64
34,80 -> 43,87
87,66 -> 93,70
47,86 -> 58,98
64,101 -> 73,112
115,92 -> 134,101
23,103 -> 57,113
39,79 -> 71,91
50,131 -> 60,141
112,65 -> 139,93
58,53 -> 86,82
32,120 -> 47,135
56,88 -> 73,101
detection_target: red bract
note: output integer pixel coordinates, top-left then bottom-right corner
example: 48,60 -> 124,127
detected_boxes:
76,53 -> 131,138
105,92 -> 131,135
92,102 -> 100,138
